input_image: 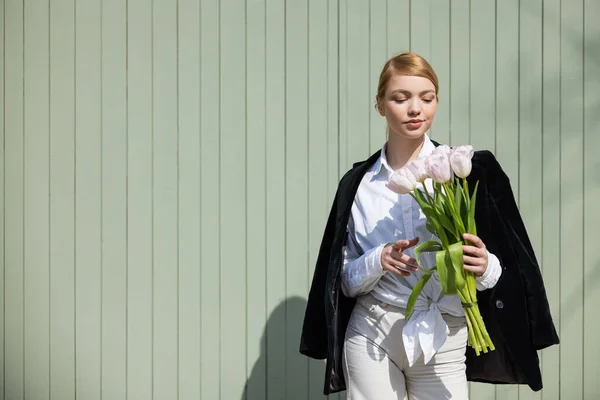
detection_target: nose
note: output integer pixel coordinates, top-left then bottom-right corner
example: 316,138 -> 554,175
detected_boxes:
407,98 -> 421,116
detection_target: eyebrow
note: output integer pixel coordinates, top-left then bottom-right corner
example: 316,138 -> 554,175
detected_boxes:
390,89 -> 436,96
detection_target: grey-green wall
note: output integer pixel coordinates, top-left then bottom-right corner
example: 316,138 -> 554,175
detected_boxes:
1,0 -> 598,399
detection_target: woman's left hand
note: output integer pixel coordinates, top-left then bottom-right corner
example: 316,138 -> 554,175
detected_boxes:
462,233 -> 488,277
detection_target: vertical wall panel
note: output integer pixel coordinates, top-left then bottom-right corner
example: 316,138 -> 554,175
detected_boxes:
4,1 -> 25,398
540,0 -> 562,397
198,0 -> 221,397
387,0 -> 409,56
199,0 -> 220,399
369,0 -> 387,153
0,1 -> 5,395
495,0 -> 520,199
177,0 -> 201,398
583,1 -> 600,398
127,0 -> 153,398
429,0 -> 450,144
328,0 -> 339,197
338,0 -> 348,172
75,0 -> 102,398
245,0 -> 267,398
285,0 -> 309,398
449,0 -> 470,146
410,0 -> 431,60
101,0 -> 127,398
469,0 -> 495,152
308,0 -> 331,397
24,1 -> 50,398
345,0 -> 370,168
152,1 -> 179,398
560,0 -> 585,398
49,0 -> 76,398
265,0 -> 286,397
220,1 -> 246,399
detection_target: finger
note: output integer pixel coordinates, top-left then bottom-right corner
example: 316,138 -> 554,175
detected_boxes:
390,249 -> 417,264
463,255 -> 485,266
463,233 -> 485,249
464,264 -> 485,276
462,245 -> 483,257
383,263 -> 410,276
384,254 -> 418,273
389,251 -> 418,270
393,237 -> 420,251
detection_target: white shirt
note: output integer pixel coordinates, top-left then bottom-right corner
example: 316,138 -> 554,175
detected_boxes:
341,134 -> 502,367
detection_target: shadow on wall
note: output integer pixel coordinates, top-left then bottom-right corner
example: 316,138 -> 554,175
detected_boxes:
242,296 -> 333,400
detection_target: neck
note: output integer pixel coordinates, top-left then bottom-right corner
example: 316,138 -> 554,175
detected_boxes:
385,133 -> 426,170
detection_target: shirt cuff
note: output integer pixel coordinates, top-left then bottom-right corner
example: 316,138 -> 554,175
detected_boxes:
372,243 -> 387,274
476,251 -> 502,291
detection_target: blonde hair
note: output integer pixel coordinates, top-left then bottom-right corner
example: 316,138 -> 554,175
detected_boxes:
376,52 -> 439,107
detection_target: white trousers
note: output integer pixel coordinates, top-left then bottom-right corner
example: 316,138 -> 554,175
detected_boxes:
342,294 -> 469,400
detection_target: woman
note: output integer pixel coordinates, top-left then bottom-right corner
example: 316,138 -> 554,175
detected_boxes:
300,52 -> 559,399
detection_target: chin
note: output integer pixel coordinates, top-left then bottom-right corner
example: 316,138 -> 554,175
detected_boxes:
391,128 -> 428,140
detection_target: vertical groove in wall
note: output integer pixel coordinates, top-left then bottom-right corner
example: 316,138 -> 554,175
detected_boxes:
72,0 -> 77,393
517,0 -> 521,206
47,0 -> 52,395
0,0 -> 4,397
558,0 -> 562,394
244,0 -> 249,394
580,0 -> 585,395
150,0 -> 154,396
494,0 -> 497,153
124,0 -> 129,396
21,0 -> 25,394
99,0 -> 104,395
175,0 -> 180,397
217,1 -> 222,396
448,2 -> 452,142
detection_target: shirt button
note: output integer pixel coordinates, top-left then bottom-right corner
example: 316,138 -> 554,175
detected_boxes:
404,208 -> 410,215
495,299 -> 504,309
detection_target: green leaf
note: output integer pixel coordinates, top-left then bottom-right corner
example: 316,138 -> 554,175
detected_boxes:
420,202 -> 441,228
428,194 -> 457,242
413,187 -> 429,206
426,219 -> 438,236
406,273 -> 433,320
455,182 -> 468,228
448,241 -> 466,290
436,250 -> 457,295
467,180 -> 480,235
414,240 -> 443,273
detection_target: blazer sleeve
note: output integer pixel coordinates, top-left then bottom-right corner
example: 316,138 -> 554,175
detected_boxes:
299,195 -> 338,359
483,151 -> 559,350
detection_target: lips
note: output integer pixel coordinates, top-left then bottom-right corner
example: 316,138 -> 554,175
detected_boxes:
405,120 -> 424,130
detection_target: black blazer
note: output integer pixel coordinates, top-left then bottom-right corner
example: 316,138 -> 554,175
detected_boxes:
299,144 -> 559,395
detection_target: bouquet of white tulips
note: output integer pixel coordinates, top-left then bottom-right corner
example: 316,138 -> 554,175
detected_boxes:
387,144 -> 495,356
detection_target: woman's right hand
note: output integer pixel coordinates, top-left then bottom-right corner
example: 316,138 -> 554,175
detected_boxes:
380,238 -> 420,276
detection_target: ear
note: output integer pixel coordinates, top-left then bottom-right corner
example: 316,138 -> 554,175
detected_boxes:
375,97 -> 385,116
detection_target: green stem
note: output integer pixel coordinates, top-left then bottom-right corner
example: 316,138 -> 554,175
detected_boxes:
443,182 -> 466,235
468,307 -> 488,353
462,178 -> 469,207
473,304 -> 495,350
459,290 -> 481,355
424,185 -> 434,205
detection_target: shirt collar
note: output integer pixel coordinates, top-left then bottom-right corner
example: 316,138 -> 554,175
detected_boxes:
373,133 -> 436,176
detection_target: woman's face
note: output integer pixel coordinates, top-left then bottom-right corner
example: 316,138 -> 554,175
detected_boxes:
378,74 -> 437,140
